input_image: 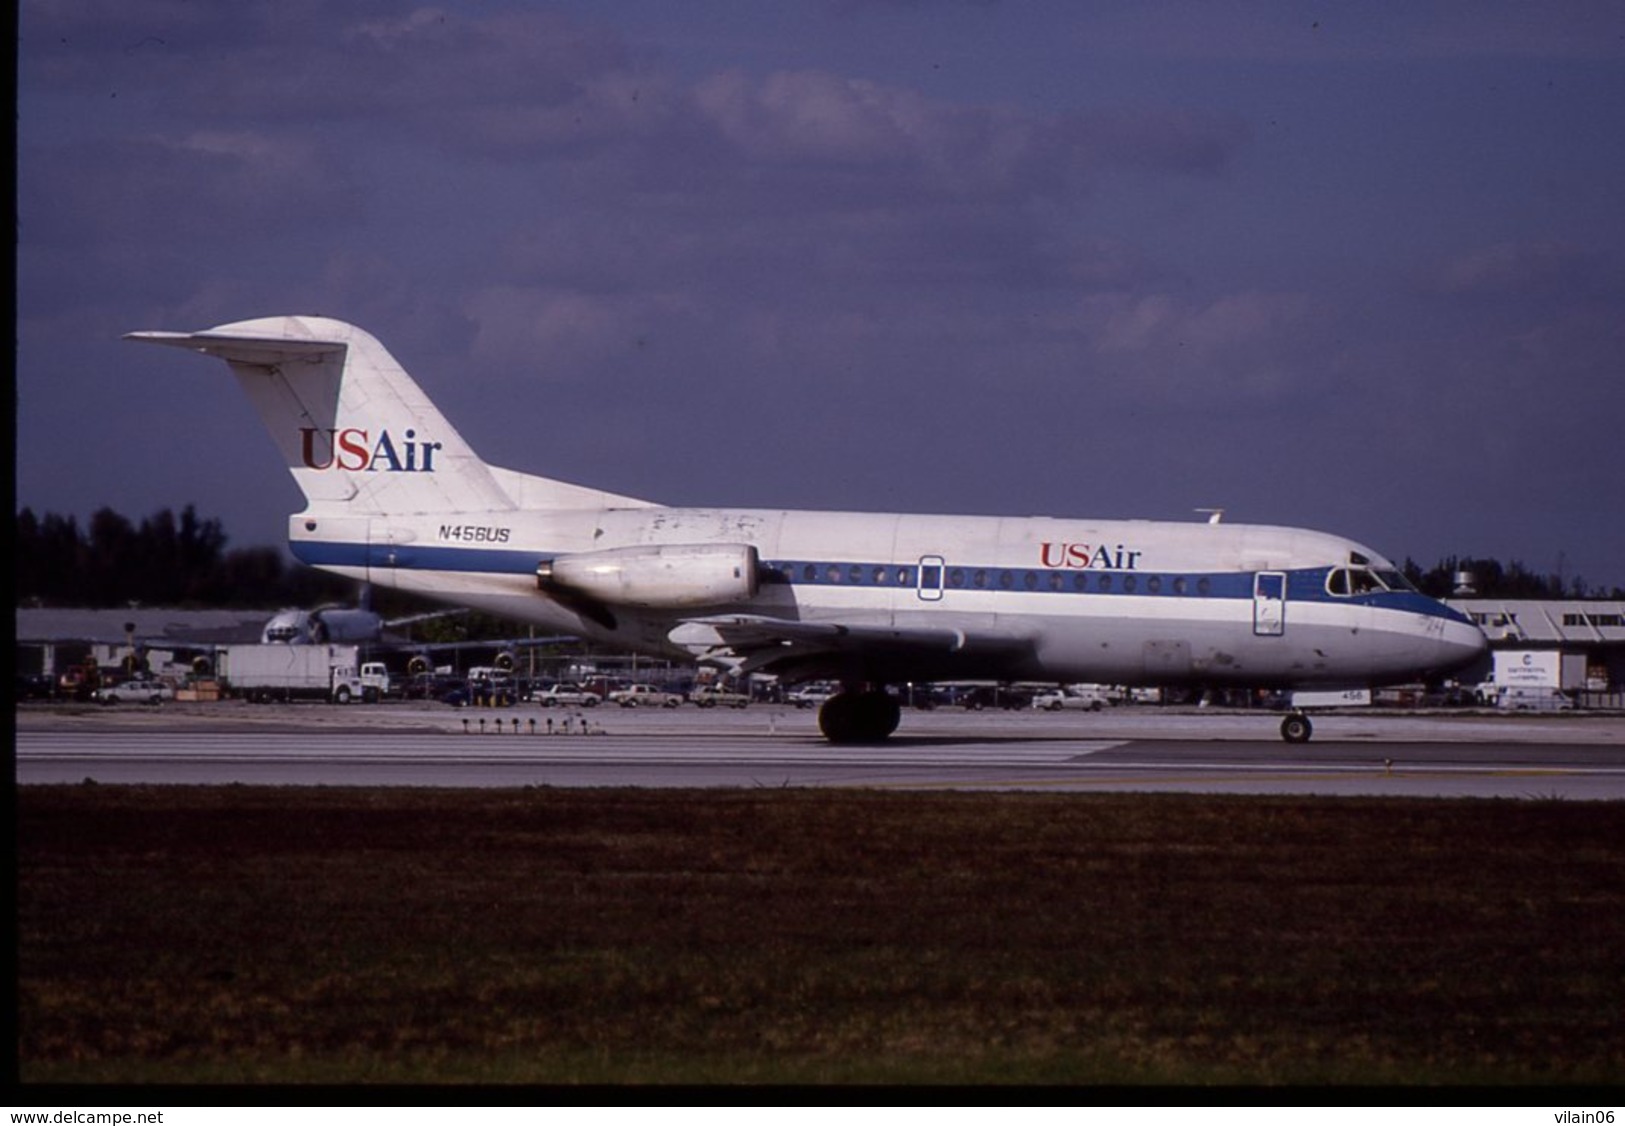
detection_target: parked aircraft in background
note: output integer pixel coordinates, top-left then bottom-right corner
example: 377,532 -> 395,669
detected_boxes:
129,316 -> 1487,743
258,587 -> 463,645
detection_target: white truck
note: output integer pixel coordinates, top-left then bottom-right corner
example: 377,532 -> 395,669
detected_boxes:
218,644 -> 390,703
1480,650 -> 1585,710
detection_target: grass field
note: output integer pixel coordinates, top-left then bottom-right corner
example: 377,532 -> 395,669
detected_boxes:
16,784 -> 1625,1085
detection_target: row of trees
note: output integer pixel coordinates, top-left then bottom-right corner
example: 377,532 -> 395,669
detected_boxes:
15,506 -> 352,609
14,505 -> 1622,608
1403,557 -> 1621,601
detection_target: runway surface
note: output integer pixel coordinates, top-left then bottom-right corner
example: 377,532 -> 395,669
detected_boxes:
16,701 -> 1625,798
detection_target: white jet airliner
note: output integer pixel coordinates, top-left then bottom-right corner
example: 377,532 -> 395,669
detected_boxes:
129,316 -> 1487,743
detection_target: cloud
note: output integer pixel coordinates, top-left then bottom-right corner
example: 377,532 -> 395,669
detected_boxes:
1066,290 -> 1319,399
1433,240 -> 1602,296
688,68 -> 1248,196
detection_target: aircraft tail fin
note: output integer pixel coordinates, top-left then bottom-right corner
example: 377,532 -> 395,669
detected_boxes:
127,315 -> 648,514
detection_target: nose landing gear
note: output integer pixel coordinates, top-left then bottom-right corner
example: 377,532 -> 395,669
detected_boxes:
1280,712 -> 1314,744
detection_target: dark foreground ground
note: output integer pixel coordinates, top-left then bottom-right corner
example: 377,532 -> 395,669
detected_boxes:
15,785 -> 1625,1086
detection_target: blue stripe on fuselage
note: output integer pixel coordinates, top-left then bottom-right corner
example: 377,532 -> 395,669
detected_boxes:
290,538 -> 1471,624
291,538 -> 541,575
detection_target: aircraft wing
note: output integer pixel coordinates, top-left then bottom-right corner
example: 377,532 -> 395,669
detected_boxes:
668,614 -> 1033,680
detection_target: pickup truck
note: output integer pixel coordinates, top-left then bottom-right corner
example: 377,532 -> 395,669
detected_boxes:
690,685 -> 750,708
607,683 -> 684,708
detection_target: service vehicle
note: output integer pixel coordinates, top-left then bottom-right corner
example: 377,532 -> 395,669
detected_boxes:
1494,686 -> 1576,712
218,644 -> 390,703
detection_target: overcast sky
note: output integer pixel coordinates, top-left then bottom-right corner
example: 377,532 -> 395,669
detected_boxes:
17,1 -> 1625,592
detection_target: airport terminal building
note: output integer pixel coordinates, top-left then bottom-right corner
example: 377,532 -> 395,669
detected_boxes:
1447,598 -> 1625,705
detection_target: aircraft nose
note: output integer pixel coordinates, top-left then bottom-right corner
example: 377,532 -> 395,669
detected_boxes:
1438,614 -> 1490,672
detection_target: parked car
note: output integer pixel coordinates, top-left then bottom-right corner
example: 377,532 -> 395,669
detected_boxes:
15,673 -> 58,701
690,684 -> 750,708
401,672 -> 464,702
535,683 -> 602,707
1032,686 -> 1108,712
786,683 -> 837,709
608,683 -> 684,708
958,685 -> 1035,710
95,678 -> 175,705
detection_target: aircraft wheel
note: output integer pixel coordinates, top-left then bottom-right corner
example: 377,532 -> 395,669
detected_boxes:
819,694 -> 859,742
819,690 -> 900,744
1280,713 -> 1313,744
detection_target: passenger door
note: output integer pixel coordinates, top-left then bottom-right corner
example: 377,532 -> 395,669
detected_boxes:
1253,571 -> 1286,636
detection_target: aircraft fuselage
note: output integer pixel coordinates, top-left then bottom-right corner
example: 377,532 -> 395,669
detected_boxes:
290,505 -> 1484,692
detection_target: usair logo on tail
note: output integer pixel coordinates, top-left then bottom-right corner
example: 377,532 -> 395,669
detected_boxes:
300,427 -> 442,472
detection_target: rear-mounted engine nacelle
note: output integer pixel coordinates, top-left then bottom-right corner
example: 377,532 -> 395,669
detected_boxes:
536,543 -> 760,608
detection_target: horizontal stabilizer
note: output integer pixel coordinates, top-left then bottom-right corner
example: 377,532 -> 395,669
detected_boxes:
125,329 -> 346,366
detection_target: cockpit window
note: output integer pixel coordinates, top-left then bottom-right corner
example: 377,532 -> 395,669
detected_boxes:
1349,569 -> 1384,594
1327,566 -> 1407,597
1375,569 -> 1415,592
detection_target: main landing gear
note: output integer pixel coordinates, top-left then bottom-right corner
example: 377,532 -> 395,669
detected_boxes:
1280,711 -> 1314,744
818,689 -> 902,744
